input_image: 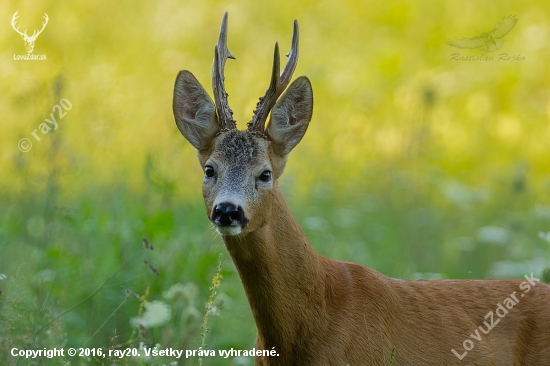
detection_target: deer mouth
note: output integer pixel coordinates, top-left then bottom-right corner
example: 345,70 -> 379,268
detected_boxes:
211,202 -> 249,235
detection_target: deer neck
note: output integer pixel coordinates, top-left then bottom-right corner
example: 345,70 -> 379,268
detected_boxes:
222,185 -> 324,353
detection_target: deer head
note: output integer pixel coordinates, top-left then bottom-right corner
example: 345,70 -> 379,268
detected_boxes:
173,13 -> 313,236
11,11 -> 49,54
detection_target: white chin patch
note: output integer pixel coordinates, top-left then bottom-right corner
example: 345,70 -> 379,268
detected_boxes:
215,225 -> 242,236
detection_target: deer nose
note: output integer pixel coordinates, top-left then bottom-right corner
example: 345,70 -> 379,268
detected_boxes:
212,202 -> 245,226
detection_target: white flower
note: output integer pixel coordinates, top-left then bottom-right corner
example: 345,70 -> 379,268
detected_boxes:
538,231 -> 550,242
477,226 -> 508,245
131,301 -> 171,328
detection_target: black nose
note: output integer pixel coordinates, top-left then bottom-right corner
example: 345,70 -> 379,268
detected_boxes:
212,202 -> 246,226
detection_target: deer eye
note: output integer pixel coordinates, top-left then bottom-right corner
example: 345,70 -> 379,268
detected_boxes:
204,165 -> 215,178
259,170 -> 271,182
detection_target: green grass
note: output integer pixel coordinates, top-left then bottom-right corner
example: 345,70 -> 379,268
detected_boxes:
1,167 -> 548,364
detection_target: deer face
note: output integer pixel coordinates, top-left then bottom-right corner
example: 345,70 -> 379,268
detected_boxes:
199,131 -> 274,235
173,14 -> 312,236
22,34 -> 38,53
174,72 -> 312,236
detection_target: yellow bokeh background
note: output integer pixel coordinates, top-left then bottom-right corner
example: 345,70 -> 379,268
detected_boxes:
2,0 -> 549,199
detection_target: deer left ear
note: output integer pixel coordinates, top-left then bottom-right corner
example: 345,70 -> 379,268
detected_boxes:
173,70 -> 220,151
266,76 -> 313,156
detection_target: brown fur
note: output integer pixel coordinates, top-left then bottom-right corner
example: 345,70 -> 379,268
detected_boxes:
221,176 -> 550,365
188,128 -> 550,365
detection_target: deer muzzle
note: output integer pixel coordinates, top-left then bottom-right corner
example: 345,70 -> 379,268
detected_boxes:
211,202 -> 248,235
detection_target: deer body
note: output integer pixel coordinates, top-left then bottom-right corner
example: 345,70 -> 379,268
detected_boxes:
173,13 -> 550,365
225,180 -> 550,365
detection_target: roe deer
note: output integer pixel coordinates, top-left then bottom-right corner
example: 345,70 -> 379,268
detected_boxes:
173,13 -> 550,365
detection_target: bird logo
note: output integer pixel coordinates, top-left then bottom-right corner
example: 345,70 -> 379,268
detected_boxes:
447,15 -> 518,52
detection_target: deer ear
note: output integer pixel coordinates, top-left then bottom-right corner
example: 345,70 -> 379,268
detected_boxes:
266,76 -> 313,156
173,70 -> 220,151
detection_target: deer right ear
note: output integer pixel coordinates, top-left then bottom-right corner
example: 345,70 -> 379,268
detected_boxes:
266,76 -> 313,156
173,70 -> 220,151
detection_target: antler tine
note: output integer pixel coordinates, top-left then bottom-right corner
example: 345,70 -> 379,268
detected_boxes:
212,12 -> 236,130
39,13 -> 49,33
11,11 -> 27,37
31,13 -> 49,38
248,20 -> 299,133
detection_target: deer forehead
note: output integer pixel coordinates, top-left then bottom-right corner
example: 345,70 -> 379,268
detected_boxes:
209,130 -> 271,169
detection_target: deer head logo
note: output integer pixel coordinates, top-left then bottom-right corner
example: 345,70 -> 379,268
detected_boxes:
11,11 -> 49,54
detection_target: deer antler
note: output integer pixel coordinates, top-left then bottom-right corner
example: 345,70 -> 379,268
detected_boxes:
11,12 -> 49,40
11,11 -> 27,37
247,20 -> 299,133
30,13 -> 49,40
212,12 -> 236,130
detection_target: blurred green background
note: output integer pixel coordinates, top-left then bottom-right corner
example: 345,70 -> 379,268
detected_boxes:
1,0 -> 550,364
